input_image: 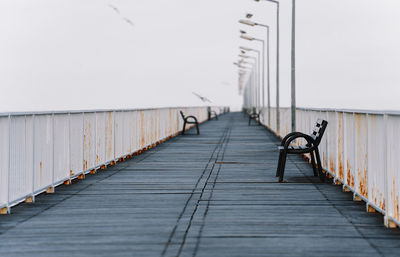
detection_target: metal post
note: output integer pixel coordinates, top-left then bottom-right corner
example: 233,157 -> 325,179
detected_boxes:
291,0 -> 296,132
257,50 -> 261,110
261,0 -> 280,132
7,115 -> 11,212
276,1 -> 280,133
68,113 -> 71,180
32,115 -> 35,196
266,26 -> 271,127
261,39 -> 265,109
51,114 -> 55,187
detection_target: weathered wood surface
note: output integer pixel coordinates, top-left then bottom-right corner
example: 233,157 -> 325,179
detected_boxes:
1,112 -> 400,257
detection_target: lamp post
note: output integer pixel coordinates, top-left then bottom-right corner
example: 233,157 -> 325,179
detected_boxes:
234,62 -> 256,109
253,0 -> 280,132
240,57 -> 259,109
240,34 -> 264,111
291,0 -> 296,132
239,53 -> 261,112
255,0 -> 295,132
239,20 -> 271,126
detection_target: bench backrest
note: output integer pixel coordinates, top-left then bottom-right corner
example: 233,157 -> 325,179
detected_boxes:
179,111 -> 185,119
310,119 -> 328,146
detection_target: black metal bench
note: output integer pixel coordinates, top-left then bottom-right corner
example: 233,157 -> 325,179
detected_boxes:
276,119 -> 328,182
180,111 -> 200,135
248,108 -> 261,125
207,107 -> 218,120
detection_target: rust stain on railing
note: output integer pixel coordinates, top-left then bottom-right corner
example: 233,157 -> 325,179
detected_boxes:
140,110 -> 145,148
358,165 -> 368,198
394,179 -> 400,221
39,161 -> 43,185
106,112 -> 113,160
329,157 -> 335,175
337,113 -> 344,180
347,160 -> 354,188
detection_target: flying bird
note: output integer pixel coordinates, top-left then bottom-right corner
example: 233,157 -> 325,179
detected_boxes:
123,17 -> 134,26
108,4 -> 120,14
192,92 -> 212,103
107,4 -> 135,28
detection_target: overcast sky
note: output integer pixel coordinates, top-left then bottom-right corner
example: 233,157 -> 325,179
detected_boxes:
0,0 -> 399,112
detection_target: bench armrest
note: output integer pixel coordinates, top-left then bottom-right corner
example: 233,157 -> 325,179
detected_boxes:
283,133 -> 315,150
185,116 -> 198,122
280,132 -> 303,146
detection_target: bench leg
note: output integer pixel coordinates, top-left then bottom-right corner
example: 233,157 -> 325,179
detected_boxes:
196,123 -> 200,135
279,152 -> 288,182
276,150 -> 283,177
310,151 -> 318,177
182,121 -> 186,135
315,148 -> 325,182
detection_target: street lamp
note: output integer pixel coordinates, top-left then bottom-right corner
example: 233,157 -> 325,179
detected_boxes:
234,62 -> 257,109
240,34 -> 264,112
239,20 -> 271,127
255,0 -> 295,132
234,61 -> 257,110
239,54 -> 260,109
253,0 -> 281,132
239,55 -> 259,104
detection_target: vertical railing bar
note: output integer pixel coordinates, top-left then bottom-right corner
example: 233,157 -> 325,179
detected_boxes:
335,110 -> 338,178
24,115 -> 27,198
32,115 -> 35,199
383,114 -> 390,225
353,112 -> 357,194
7,115 -> 11,211
51,113 -> 55,188
68,113 -> 71,180
113,111 -> 116,161
104,112 -> 106,163
340,111 -> 344,182
94,111 -> 97,168
366,113 -> 370,204
82,112 -> 85,173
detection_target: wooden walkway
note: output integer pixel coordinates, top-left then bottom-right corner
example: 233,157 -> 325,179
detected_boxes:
1,112 -> 400,257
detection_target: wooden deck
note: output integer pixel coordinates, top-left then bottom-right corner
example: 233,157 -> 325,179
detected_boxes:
1,112 -> 400,257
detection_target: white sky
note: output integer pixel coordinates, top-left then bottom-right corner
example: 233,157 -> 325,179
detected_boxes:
0,0 -> 399,112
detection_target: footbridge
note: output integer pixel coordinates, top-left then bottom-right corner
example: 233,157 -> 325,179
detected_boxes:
1,111 -> 400,257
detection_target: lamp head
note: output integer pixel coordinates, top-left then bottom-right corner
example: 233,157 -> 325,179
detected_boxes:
239,19 -> 256,26
240,46 -> 253,51
240,35 -> 254,41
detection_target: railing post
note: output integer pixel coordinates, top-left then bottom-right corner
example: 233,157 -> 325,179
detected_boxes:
32,115 -> 35,199
68,113 -> 71,180
383,113 -> 396,227
7,115 -> 11,213
51,113 -> 55,187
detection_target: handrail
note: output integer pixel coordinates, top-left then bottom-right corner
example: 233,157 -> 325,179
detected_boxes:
0,106 -> 228,214
257,106 -> 400,228
0,106 -> 225,117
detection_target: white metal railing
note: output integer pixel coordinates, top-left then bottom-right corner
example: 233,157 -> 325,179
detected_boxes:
0,106 -> 227,214
258,107 -> 400,228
